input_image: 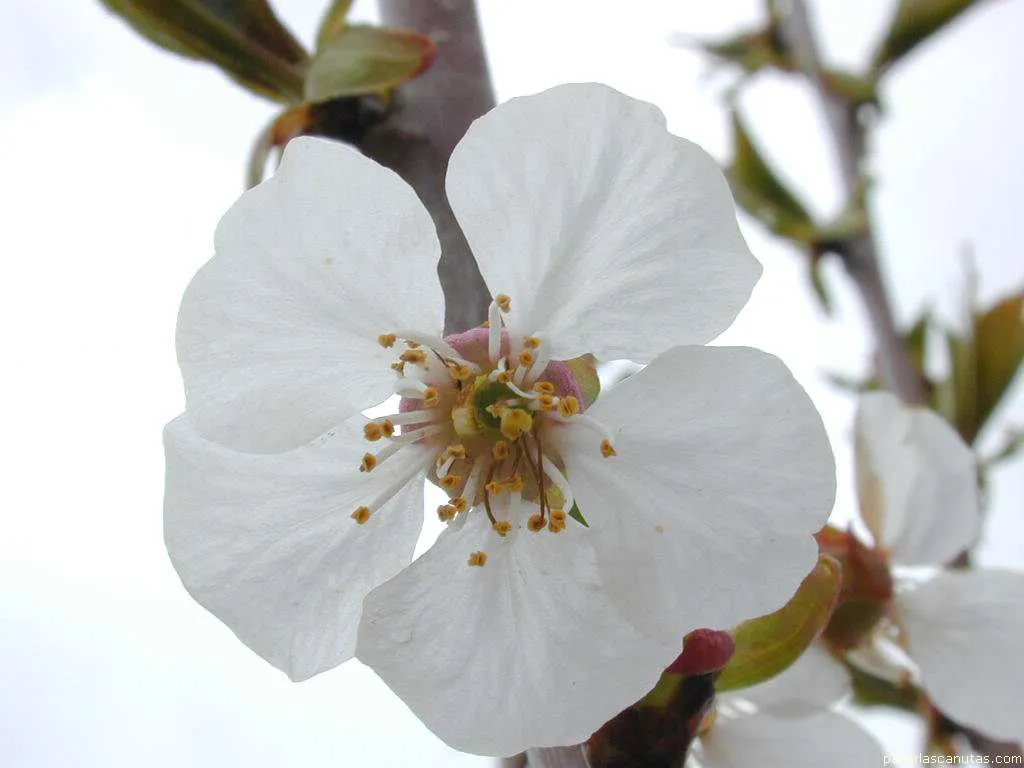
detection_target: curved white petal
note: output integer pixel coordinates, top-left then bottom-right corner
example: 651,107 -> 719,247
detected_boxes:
447,83 -> 759,362
897,570 -> 1024,741
698,711 -> 884,768
553,346 -> 835,646
178,137 -> 443,453
164,414 -> 430,681
356,508 -> 676,756
855,392 -> 978,565
736,642 -> 850,716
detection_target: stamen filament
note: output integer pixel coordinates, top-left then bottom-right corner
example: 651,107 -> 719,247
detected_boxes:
487,299 -> 503,364
540,454 -> 575,512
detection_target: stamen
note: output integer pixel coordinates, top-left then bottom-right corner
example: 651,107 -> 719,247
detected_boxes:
518,350 -> 535,368
391,361 -> 406,375
522,343 -> 551,387
524,336 -> 542,349
558,396 -> 580,418
450,363 -> 474,382
553,412 -> 616,456
423,386 -> 440,407
351,506 -> 371,524
359,440 -> 404,472
601,439 -> 617,458
451,497 -> 469,513
532,381 -> 555,395
378,333 -> 397,348
488,300 -> 503,364
388,422 -> 446,444
389,331 -> 476,369
468,551 -> 488,567
548,509 -> 566,533
374,410 -> 437,427
364,423 -> 385,441
493,520 -> 513,536
440,474 -> 462,491
360,453 -> 376,472
393,378 -> 429,398
533,394 -> 557,412
437,504 -> 458,522
527,513 -> 545,532
400,349 -> 427,365
436,454 -> 457,478
492,441 -> 510,460
496,294 -> 512,312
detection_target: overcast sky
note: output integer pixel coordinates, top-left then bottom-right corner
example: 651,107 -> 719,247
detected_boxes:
1,0 -> 1022,766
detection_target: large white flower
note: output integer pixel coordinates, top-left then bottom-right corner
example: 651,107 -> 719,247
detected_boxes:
165,83 -> 836,756
854,391 -> 1024,742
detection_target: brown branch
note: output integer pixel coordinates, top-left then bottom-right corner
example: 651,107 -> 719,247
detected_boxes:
778,0 -> 925,405
361,0 -> 494,335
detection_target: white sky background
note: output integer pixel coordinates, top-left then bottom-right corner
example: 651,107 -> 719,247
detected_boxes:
1,0 -> 1022,765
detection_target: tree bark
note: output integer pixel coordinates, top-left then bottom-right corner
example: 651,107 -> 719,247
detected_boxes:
361,0 -> 494,335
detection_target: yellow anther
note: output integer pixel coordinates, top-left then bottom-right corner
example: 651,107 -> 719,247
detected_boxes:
404,340 -> 420,349
536,394 -> 557,412
492,441 -> 510,460
493,520 -> 513,536
500,408 -> 533,441
496,370 -> 513,384
506,475 -> 524,493
364,422 -> 384,441
423,386 -> 440,407
400,349 -> 427,365
441,474 -> 462,490
495,294 -> 512,312
381,419 -> 395,438
532,381 -> 555,395
550,508 -> 566,523
359,453 -> 377,472
391,361 -> 406,374
524,337 -> 542,349
558,396 -> 581,418
468,551 -> 488,567
437,504 -> 457,522
451,364 -> 474,381
601,439 -> 617,458
527,513 -> 546,532
378,333 -> 397,348
451,497 -> 469,513
485,480 -> 505,495
548,517 -> 566,533
518,350 -> 535,367
447,444 -> 467,459
351,506 -> 371,524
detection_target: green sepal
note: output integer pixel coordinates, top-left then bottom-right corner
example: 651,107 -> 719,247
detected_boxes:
568,502 -> 589,528
305,24 -> 435,102
715,554 -> 842,692
871,0 -> 984,75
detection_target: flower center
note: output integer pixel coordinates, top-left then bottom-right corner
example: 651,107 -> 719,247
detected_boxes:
351,295 -> 616,565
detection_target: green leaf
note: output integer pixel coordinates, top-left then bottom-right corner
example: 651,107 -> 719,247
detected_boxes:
974,290 -> 1024,439
99,0 -> 308,102
567,502 -> 589,528
727,110 -> 818,244
305,24 -> 435,102
808,256 -> 833,315
871,0 -> 984,74
715,555 -> 842,692
315,0 -> 355,49
564,355 -> 601,408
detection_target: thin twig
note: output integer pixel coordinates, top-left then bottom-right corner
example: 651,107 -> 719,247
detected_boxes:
777,0 -> 925,405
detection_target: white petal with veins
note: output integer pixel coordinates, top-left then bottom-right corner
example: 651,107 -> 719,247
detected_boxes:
555,346 -> 836,646
164,414 -> 429,681
177,137 -> 444,453
447,83 -> 760,362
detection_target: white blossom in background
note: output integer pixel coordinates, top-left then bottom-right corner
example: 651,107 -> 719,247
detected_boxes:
164,83 -> 836,756
693,644 -> 884,768
854,391 -> 1024,743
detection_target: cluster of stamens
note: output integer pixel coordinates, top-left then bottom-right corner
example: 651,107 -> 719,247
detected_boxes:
351,295 -> 617,567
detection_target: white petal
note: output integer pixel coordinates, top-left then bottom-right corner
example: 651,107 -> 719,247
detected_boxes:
737,642 -> 851,715
356,509 -> 677,756
164,414 -> 430,681
554,346 -> 835,645
446,83 -> 759,362
178,136 -> 443,452
855,392 -> 978,565
897,569 -> 1024,741
699,711 -> 884,768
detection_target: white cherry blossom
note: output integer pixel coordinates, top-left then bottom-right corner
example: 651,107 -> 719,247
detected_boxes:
855,391 -> 1024,742
166,83 -> 836,755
